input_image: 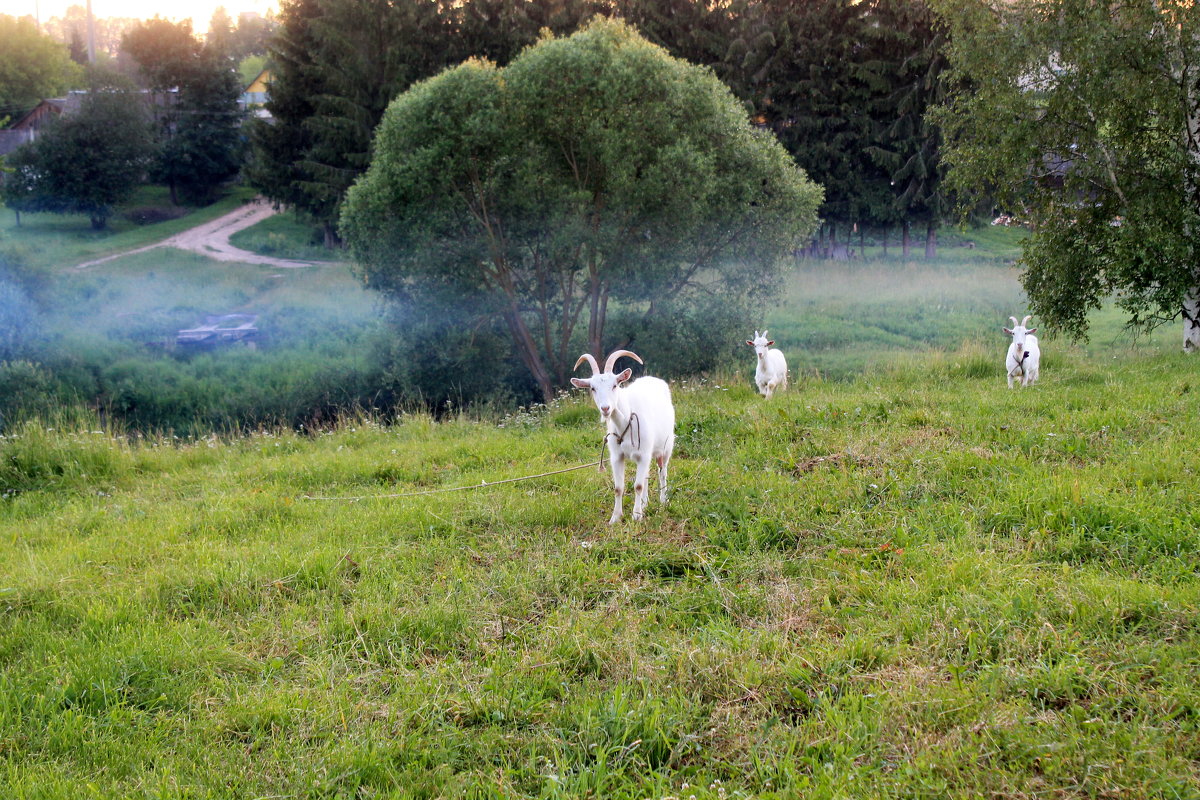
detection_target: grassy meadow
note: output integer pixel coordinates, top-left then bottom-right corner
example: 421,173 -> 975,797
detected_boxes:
3,242 -> 1200,795
3,208 -> 1198,796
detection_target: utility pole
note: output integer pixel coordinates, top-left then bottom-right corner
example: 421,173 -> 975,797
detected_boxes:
86,0 -> 96,63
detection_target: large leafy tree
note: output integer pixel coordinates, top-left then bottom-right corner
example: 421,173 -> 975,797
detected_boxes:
342,19 -> 822,402
0,15 -> 80,117
934,0 -> 1200,349
1,91 -> 155,229
123,19 -> 244,205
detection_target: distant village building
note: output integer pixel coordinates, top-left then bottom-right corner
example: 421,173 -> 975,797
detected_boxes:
240,69 -> 272,119
0,89 -> 180,156
0,96 -> 79,156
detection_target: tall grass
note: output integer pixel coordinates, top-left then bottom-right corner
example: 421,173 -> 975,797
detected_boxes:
2,345 -> 1198,797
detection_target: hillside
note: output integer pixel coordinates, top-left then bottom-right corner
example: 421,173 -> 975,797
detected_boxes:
2,347 -> 1198,798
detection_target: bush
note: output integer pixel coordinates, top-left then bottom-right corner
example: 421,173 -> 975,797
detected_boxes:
0,281 -> 39,360
123,205 -> 187,225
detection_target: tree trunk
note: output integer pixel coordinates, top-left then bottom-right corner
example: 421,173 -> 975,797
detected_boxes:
902,221 -> 911,258
503,309 -> 556,403
828,222 -> 849,260
168,181 -> 178,206
1185,284 -> 1200,352
924,221 -> 937,259
90,214 -> 106,230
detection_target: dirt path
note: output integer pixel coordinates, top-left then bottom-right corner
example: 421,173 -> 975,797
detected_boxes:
74,198 -> 320,270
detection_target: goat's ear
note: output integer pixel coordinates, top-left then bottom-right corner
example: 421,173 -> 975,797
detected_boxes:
1002,327 -> 1013,335
745,340 -> 754,347
767,340 -> 775,347
616,368 -> 633,384
1026,327 -> 1037,334
570,378 -> 590,389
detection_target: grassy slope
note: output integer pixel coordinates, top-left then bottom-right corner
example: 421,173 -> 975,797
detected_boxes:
2,345 -> 1199,798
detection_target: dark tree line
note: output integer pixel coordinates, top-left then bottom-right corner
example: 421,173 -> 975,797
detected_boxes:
251,0 -> 953,255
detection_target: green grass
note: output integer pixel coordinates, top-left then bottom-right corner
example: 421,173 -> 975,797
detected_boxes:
227,209 -> 345,263
2,345 -> 1199,797
0,185 -> 258,270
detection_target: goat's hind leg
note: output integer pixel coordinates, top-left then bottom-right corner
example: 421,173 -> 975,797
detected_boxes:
656,452 -> 670,505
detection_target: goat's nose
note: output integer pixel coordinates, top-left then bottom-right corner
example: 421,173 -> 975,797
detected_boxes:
600,405 -> 611,416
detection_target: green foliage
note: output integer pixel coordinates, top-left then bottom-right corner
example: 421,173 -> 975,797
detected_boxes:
120,18 -> 199,90
237,54 -> 267,87
343,19 -> 822,401
0,15 -> 81,115
0,91 -> 156,230
249,0 -> 456,242
123,21 -> 245,206
932,0 -> 1200,342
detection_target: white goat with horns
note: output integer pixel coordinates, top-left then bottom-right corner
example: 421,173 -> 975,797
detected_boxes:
1003,315 -> 1040,388
571,349 -> 675,524
746,330 -> 788,398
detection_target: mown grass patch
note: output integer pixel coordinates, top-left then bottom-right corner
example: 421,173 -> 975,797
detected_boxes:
227,209 -> 344,263
2,346 -> 1197,797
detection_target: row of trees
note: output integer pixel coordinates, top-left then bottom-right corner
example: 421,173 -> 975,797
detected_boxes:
2,18 -> 243,227
251,0 -> 950,254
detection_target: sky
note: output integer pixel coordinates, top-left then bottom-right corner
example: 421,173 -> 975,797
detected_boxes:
0,0 -> 278,32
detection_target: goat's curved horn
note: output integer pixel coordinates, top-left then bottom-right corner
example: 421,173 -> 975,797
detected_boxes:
573,353 -> 600,375
1021,315 -> 1032,327
762,329 -> 768,338
1009,316 -> 1019,327
604,349 -> 643,373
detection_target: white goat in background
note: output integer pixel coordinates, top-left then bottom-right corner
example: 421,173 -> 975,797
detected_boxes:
571,349 -> 675,524
746,330 -> 788,398
1003,315 -> 1040,388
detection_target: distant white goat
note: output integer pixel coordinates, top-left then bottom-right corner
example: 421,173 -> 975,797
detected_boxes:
571,349 -> 675,524
746,330 -> 788,398
1003,315 -> 1040,388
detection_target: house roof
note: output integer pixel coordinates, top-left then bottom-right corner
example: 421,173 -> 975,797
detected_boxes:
245,69 -> 272,94
9,98 -> 68,130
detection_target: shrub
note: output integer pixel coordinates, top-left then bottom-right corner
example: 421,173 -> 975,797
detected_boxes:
122,205 -> 187,225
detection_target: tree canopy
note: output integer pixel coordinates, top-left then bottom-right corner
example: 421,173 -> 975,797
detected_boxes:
341,18 -> 822,402
1,90 -> 155,230
933,0 -> 1200,349
0,15 -> 80,118
122,19 -> 244,205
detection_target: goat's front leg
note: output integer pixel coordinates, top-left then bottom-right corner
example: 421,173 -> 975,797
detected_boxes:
631,454 -> 652,520
608,449 -> 626,525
